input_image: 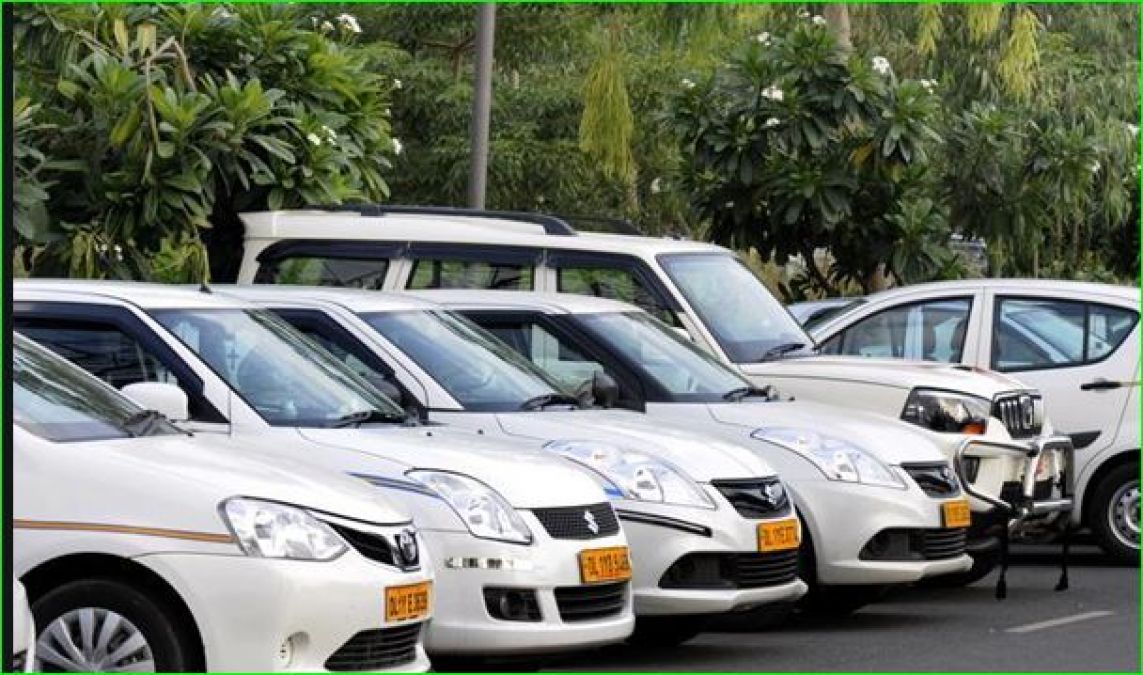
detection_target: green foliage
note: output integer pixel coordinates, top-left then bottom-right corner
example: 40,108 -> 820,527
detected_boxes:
13,3 -> 396,281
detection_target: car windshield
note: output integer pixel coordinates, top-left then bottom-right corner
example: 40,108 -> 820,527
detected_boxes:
361,310 -> 572,412
14,333 -> 180,442
576,311 -> 756,402
659,253 -> 814,363
150,308 -> 404,427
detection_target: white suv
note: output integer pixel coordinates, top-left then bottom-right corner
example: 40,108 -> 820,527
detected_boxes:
219,285 -> 808,640
809,279 -> 1140,561
14,333 -> 434,672
237,207 -> 1072,568
14,281 -> 634,664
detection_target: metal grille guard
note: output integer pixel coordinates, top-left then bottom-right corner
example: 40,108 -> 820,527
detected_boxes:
953,434 -> 1074,523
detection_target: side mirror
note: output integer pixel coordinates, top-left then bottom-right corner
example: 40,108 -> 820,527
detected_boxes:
590,371 -> 619,409
120,382 -> 189,422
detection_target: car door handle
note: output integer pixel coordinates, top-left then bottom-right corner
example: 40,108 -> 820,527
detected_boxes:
1080,379 -> 1140,391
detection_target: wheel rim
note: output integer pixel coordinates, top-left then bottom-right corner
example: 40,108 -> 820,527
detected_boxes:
36,607 -> 155,672
1107,479 -> 1141,550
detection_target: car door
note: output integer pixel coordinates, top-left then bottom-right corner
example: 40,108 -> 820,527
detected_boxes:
981,289 -> 1140,453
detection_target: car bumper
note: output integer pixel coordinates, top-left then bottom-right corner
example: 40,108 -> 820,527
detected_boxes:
421,529 -> 633,656
136,552 -> 432,672
792,479 -> 973,586
616,498 -> 807,616
954,436 -> 1075,530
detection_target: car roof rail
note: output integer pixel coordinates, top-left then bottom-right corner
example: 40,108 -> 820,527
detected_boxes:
554,214 -> 642,236
321,204 -> 578,236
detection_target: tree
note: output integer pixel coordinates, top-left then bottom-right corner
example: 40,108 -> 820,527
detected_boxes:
13,3 -> 398,281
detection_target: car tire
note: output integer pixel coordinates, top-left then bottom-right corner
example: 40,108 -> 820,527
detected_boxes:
919,547 -> 1000,588
32,577 -> 192,672
626,617 -> 707,647
1088,461 -> 1140,563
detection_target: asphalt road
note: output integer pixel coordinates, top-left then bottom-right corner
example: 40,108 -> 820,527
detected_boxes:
548,544 -> 1140,672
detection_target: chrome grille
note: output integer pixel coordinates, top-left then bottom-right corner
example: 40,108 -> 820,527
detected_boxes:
992,393 -> 1043,439
711,477 -> 792,518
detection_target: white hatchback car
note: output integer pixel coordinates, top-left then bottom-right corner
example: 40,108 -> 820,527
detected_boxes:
219,285 -> 807,640
13,333 -> 434,672
235,207 -> 1072,556
13,281 -> 635,663
810,279 -> 1140,561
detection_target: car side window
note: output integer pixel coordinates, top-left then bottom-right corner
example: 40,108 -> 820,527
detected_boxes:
824,298 -> 971,362
483,320 -> 607,391
406,259 -> 534,290
994,298 -> 1138,371
256,256 -> 389,289
556,265 -> 681,327
17,320 -> 181,391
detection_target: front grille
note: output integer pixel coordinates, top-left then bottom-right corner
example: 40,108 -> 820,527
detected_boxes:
903,463 -> 962,498
324,623 -> 421,671
326,523 -> 420,570
532,503 -> 619,540
1000,479 -> 1055,505
711,477 -> 792,518
553,582 -> 627,622
921,529 -> 968,560
992,393 -> 1043,439
659,550 -> 800,589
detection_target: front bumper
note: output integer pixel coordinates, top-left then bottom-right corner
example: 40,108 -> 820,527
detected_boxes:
137,551 -> 432,672
616,497 -> 807,616
954,435 -> 1075,532
421,527 -> 633,656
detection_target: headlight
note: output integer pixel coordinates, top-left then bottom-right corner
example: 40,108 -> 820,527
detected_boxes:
545,440 -> 715,508
751,428 -> 905,489
901,388 -> 990,434
406,470 -> 532,544
220,498 -> 347,561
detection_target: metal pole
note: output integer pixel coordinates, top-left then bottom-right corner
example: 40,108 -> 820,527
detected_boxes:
468,3 -> 496,209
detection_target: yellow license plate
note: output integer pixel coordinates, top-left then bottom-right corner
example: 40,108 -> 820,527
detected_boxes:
578,546 -> 632,584
942,499 -> 972,528
385,581 -> 432,622
758,518 -> 801,552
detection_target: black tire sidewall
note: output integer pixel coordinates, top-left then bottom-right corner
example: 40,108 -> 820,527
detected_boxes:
32,577 -> 189,672
1089,462 -> 1141,563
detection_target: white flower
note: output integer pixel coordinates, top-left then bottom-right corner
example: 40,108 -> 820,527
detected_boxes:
322,125 -> 338,142
393,78 -> 403,90
681,78 -> 696,90
812,15 -> 827,26
797,9 -> 810,19
1090,160 -> 1101,174
336,13 -> 362,34
761,85 -> 784,102
1126,123 -> 1139,136
113,244 -> 124,262
754,32 -> 771,45
872,56 -> 892,76
764,117 -> 781,128
650,177 -> 663,194
307,132 -> 323,146
97,243 -> 109,254
384,107 -> 392,116
919,79 -> 937,93
319,20 -> 334,34
392,137 -> 403,155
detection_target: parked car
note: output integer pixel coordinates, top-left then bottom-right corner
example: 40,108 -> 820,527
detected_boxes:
809,279 -> 1140,561
11,578 -> 35,672
13,333 -> 434,672
787,297 -> 865,331
13,281 -> 635,664
218,285 -> 808,639
236,207 -> 1071,579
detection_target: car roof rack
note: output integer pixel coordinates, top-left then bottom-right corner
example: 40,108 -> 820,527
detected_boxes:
322,205 -> 578,236
554,214 -> 642,236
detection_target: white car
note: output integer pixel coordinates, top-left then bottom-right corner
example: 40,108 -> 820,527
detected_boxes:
236,207 -> 1070,578
11,578 -> 35,672
809,279 -> 1140,561
13,333 -> 433,672
13,281 -> 635,663
217,285 -> 968,614
218,285 -> 808,640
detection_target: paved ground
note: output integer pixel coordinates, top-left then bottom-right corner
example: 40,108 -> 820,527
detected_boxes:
549,544 -> 1139,672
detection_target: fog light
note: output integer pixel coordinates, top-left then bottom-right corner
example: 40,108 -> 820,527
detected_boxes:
483,588 -> 541,622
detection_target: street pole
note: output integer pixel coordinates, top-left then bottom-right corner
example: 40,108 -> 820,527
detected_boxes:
468,3 -> 496,209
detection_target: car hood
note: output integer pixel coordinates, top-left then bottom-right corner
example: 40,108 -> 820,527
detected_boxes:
296,426 -> 607,508
749,356 -> 1032,399
705,399 -> 947,465
491,409 -> 778,482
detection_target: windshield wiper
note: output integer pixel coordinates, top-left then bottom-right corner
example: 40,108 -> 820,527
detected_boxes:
723,385 -> 780,402
519,393 -> 582,411
330,409 -> 408,428
758,342 -> 808,362
122,409 -> 183,437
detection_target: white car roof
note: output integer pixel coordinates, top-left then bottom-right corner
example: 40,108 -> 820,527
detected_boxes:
15,279 -> 260,310
215,284 -> 437,313
864,278 -> 1140,306
408,289 -> 637,315
241,209 -> 728,257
